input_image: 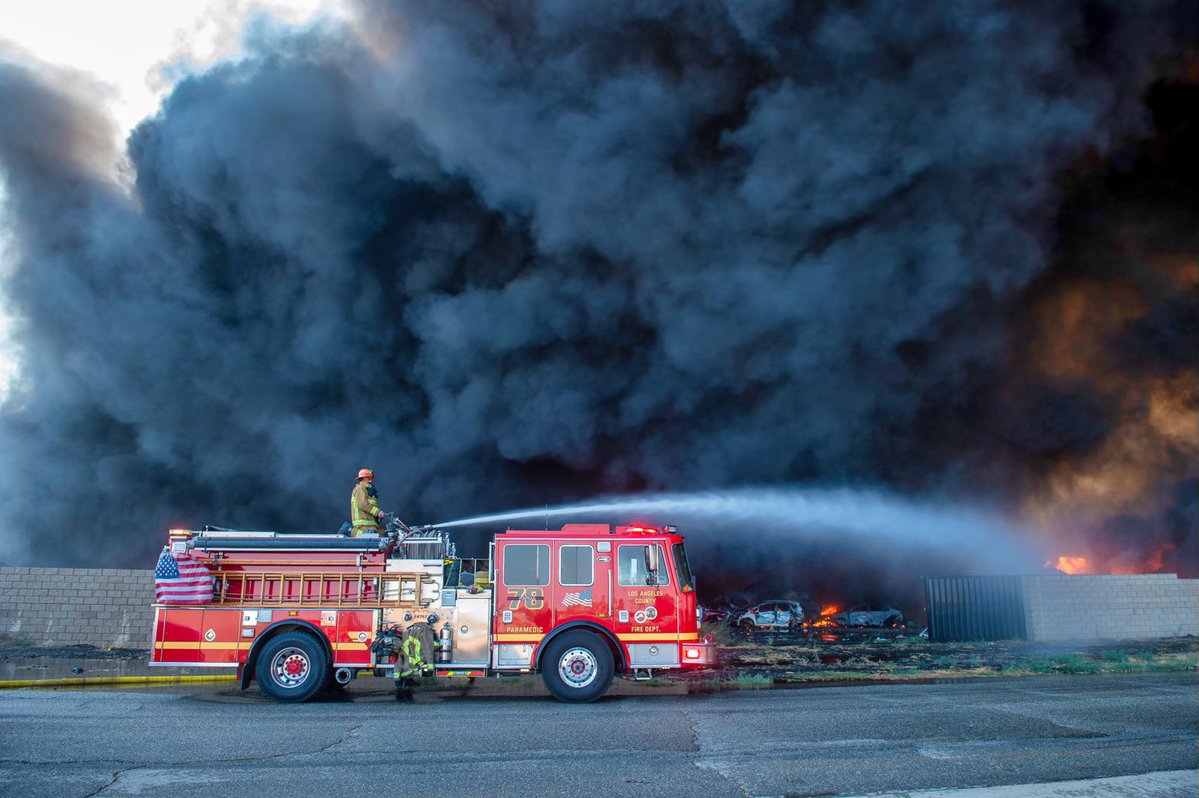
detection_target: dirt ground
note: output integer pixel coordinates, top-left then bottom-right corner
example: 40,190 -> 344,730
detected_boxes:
683,627 -> 1199,684
2,633 -> 1196,687
0,642 -> 147,661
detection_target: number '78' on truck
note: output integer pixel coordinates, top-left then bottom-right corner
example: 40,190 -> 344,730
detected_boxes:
150,523 -> 717,702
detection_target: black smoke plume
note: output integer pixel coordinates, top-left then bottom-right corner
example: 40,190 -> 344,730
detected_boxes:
0,2 -> 1194,610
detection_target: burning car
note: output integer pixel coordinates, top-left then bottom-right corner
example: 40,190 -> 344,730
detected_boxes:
829,604 -> 904,628
736,600 -> 804,631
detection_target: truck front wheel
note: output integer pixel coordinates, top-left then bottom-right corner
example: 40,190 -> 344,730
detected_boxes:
540,631 -> 614,703
255,631 -> 328,703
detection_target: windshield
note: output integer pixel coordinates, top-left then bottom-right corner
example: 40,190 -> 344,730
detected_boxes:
671,542 -> 694,590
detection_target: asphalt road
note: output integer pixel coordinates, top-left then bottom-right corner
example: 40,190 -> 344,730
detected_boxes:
1,673 -> 1195,798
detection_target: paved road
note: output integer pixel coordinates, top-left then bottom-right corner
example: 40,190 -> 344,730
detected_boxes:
1,673 -> 1195,797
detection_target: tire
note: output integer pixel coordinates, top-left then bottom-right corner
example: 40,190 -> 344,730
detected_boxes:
255,631 -> 329,703
739,619 -> 755,634
540,631 -> 614,703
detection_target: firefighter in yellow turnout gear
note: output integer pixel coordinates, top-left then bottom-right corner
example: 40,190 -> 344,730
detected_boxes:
394,622 -> 436,701
350,468 -> 388,536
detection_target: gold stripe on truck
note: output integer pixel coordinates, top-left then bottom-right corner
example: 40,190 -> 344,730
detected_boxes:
493,631 -> 701,644
493,634 -> 544,643
619,632 -> 700,642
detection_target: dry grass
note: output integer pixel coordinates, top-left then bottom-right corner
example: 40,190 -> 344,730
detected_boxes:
696,635 -> 1199,688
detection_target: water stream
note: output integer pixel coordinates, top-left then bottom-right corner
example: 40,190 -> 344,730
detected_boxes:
429,486 -> 1041,572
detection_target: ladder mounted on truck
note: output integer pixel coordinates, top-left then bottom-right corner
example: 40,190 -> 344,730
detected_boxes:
214,571 -> 436,608
171,527 -> 453,610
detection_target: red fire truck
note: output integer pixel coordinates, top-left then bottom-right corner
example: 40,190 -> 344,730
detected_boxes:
150,522 -> 716,702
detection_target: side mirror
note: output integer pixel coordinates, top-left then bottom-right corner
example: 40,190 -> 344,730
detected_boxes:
644,544 -> 659,574
644,545 -> 660,586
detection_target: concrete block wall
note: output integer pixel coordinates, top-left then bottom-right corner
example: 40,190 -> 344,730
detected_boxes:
1022,573 -> 1199,642
5,567 -> 1198,648
0,567 -> 155,649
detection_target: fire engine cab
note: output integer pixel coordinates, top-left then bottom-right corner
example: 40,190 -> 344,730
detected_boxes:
150,523 -> 716,702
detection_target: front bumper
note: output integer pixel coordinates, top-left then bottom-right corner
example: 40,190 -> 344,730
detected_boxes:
679,638 -> 718,667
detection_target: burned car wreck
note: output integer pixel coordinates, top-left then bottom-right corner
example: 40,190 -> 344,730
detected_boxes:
830,605 -> 905,628
736,600 -> 805,631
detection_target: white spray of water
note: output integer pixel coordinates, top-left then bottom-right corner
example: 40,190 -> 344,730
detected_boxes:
429,487 -> 1043,573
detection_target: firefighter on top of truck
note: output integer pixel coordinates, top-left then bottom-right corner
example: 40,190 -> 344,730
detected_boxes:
350,468 -> 388,535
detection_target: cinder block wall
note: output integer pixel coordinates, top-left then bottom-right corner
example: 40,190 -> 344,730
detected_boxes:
1022,573 -> 1199,642
5,567 -> 1198,648
0,567 -> 155,649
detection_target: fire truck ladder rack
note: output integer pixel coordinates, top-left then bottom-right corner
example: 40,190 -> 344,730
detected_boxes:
213,570 -> 438,608
189,533 -> 390,552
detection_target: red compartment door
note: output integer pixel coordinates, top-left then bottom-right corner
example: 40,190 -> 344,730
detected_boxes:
198,608 -> 242,664
154,607 -> 203,664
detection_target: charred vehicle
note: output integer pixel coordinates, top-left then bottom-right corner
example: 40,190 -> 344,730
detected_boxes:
830,604 -> 905,628
736,600 -> 805,631
697,605 -> 732,624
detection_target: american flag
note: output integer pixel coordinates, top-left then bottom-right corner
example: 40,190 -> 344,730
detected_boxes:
154,548 -> 215,604
562,589 -> 593,608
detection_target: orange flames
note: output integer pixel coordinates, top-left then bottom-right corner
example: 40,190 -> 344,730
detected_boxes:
1047,543 -> 1179,575
808,604 -> 841,628
1019,252 -> 1197,578
1047,555 -> 1091,574
1107,543 -> 1178,575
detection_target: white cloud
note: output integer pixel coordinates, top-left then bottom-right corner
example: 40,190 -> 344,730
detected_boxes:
0,0 -> 350,401
0,0 -> 350,135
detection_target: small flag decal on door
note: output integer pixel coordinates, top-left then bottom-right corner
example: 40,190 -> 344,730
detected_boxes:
562,589 -> 593,607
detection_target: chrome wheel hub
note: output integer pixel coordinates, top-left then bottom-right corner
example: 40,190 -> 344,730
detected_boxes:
270,647 -> 311,688
558,647 -> 598,689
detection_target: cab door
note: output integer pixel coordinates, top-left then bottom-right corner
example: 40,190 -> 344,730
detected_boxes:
554,541 -> 610,627
610,539 -> 679,666
493,539 -> 553,645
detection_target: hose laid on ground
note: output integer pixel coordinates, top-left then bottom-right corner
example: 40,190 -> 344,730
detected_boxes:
0,674 -> 238,689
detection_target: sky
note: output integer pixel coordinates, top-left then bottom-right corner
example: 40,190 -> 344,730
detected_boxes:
0,0 -> 1192,601
0,0 -> 347,396
0,1 -> 348,134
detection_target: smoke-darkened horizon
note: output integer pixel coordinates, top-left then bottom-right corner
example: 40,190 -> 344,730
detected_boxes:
0,1 -> 1194,611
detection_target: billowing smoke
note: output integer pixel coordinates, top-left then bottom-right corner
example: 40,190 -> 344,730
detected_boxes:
0,2 -> 1194,611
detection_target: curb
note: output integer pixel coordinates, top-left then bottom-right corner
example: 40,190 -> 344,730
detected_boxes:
845,769 -> 1198,798
0,674 -> 239,689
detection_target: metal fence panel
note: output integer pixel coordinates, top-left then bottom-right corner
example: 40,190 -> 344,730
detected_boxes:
924,576 -> 1027,641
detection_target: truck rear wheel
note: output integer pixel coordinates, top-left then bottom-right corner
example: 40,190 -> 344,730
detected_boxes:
255,631 -> 328,703
540,631 -> 614,703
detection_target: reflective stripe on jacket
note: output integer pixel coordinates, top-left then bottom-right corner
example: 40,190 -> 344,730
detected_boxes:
351,481 -> 382,529
396,623 -> 435,679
